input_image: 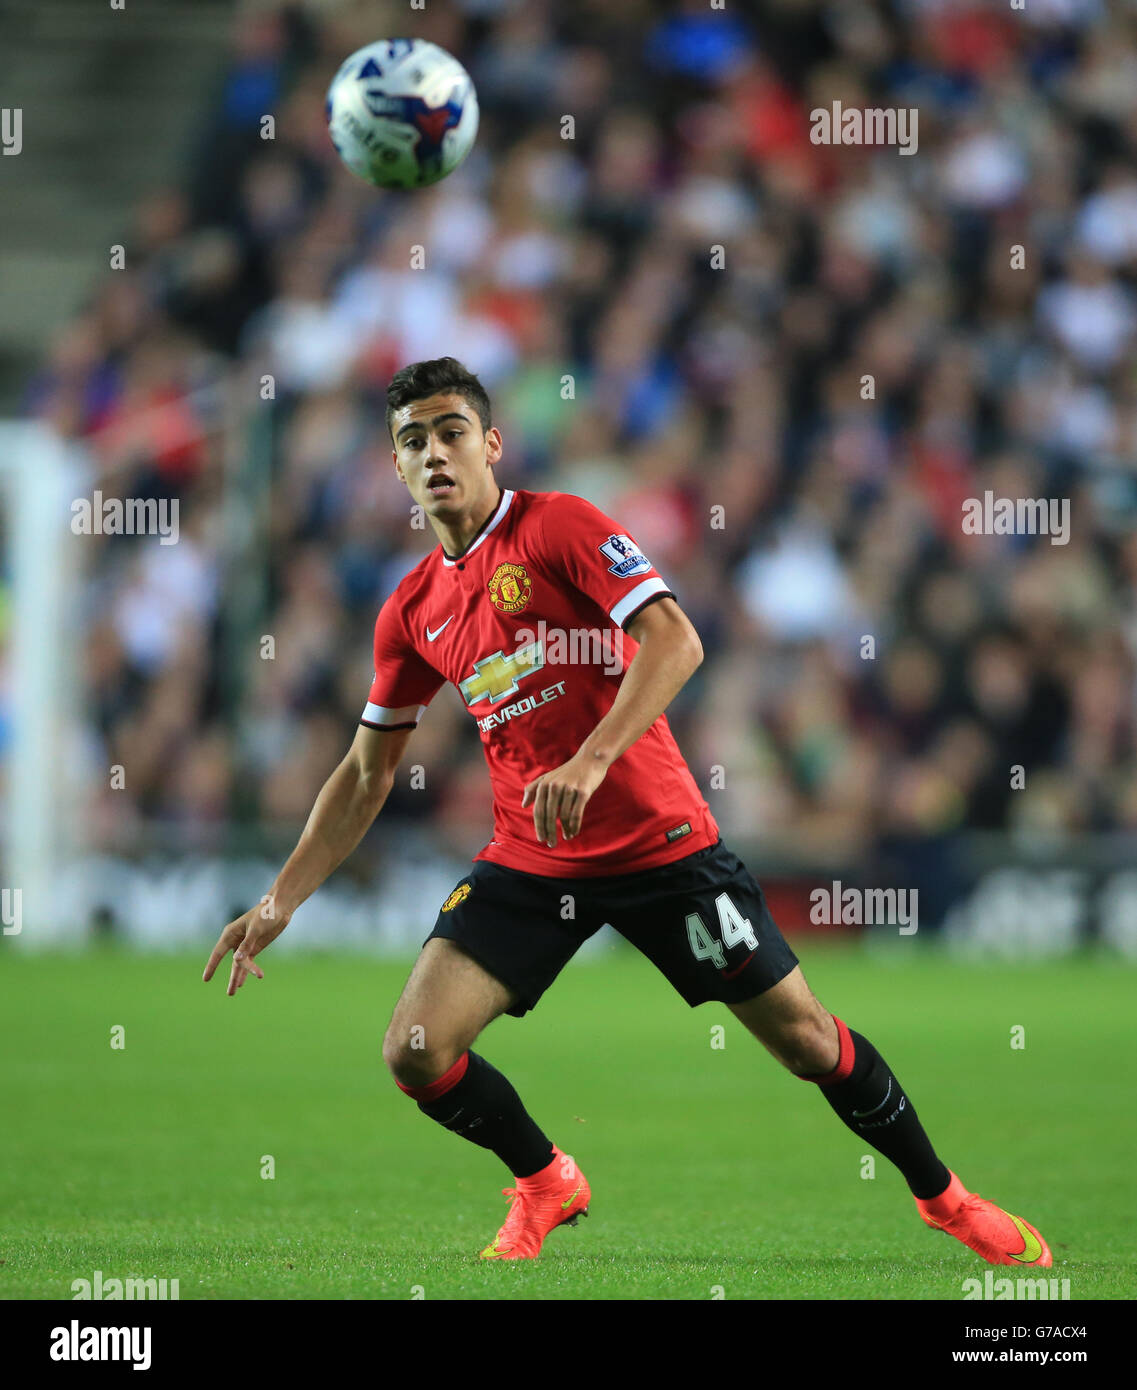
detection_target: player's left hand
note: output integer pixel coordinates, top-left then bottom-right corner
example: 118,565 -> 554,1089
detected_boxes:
522,753 -> 608,847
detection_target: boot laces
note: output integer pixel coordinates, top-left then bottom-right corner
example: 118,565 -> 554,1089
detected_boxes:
494,1185 -> 533,1245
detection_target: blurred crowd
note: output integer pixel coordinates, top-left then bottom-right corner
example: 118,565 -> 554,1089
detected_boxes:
21,0 -> 1137,875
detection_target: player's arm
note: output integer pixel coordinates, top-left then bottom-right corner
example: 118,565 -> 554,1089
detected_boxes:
522,596 -> 702,846
203,723 -> 411,995
580,594 -> 703,762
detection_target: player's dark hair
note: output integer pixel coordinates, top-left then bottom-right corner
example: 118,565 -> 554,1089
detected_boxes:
385,357 -> 492,442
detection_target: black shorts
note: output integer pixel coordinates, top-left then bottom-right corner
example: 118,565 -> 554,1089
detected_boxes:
424,839 -> 799,1017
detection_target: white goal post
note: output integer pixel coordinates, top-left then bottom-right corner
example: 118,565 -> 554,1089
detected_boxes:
0,419 -> 80,946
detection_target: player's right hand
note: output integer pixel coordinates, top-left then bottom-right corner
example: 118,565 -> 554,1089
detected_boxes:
202,897 -> 291,997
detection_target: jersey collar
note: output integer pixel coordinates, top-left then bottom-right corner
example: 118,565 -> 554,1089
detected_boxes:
440,488 -> 514,567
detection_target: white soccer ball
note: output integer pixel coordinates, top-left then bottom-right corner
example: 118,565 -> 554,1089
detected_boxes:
325,38 -> 479,190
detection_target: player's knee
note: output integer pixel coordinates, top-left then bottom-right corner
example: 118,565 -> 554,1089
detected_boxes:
382,1027 -> 462,1087
771,1014 -> 839,1077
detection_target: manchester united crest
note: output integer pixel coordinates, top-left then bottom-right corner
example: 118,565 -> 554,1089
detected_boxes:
487,561 -> 532,614
441,883 -> 472,912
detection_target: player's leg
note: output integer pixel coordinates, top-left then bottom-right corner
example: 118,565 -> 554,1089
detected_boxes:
726,967 -> 952,1200
381,937 -> 556,1180
382,862 -> 598,1258
728,964 -> 1052,1264
723,962 -> 839,1074
606,837 -> 949,1195
614,839 -> 1051,1264
382,936 -> 513,1088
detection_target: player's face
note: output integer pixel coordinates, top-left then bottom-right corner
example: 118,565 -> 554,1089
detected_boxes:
391,392 -> 502,519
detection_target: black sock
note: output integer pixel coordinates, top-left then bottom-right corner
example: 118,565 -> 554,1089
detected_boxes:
804,1018 -> 950,1200
401,1050 -> 555,1179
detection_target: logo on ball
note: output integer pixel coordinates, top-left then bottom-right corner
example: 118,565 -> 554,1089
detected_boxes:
325,38 -> 479,190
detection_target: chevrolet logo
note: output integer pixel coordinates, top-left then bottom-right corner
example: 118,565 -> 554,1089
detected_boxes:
459,641 -> 545,706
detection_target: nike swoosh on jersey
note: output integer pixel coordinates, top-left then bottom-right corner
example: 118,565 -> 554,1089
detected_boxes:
426,616 -> 455,641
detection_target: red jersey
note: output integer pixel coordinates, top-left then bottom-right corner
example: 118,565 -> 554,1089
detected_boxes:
362,487 -> 719,876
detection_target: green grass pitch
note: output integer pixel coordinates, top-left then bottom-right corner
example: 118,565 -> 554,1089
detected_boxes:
1,939 -> 1132,1300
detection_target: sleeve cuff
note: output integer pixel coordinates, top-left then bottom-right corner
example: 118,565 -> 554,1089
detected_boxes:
360,701 -> 426,730
610,577 -> 673,630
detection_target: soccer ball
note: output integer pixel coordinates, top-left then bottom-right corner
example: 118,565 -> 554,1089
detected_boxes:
325,38 -> 479,190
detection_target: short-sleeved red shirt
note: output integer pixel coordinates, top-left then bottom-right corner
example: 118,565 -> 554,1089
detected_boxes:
363,487 -> 718,876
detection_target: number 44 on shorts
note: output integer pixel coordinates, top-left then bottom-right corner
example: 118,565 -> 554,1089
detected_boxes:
685,893 -> 759,968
